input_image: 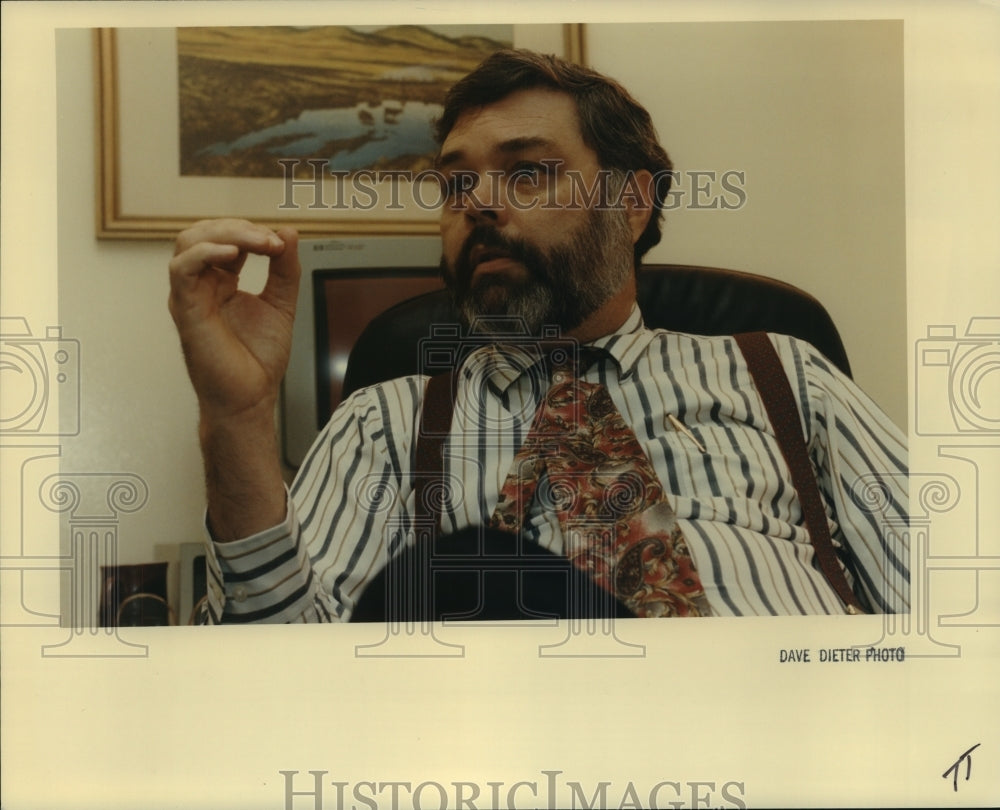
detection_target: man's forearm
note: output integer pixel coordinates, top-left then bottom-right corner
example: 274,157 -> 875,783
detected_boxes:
200,404 -> 287,542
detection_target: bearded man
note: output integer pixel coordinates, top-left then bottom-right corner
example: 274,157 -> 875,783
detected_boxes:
169,49 -> 908,623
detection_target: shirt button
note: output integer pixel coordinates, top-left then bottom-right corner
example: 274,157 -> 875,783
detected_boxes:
232,585 -> 248,603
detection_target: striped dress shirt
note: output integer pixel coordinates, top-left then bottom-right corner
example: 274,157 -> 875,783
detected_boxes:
204,306 -> 909,623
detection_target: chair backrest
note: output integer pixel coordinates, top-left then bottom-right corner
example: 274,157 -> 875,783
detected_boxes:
340,263 -> 851,401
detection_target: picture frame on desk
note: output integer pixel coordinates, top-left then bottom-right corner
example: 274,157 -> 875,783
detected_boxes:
94,24 -> 584,240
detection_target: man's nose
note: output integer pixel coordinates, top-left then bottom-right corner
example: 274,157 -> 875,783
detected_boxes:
463,171 -> 509,226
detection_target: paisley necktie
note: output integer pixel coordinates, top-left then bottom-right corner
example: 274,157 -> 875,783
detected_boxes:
490,350 -> 711,617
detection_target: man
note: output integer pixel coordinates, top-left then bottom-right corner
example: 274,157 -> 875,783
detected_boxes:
169,50 -> 908,623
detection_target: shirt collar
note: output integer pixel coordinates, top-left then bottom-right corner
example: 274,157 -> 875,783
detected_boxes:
464,303 -> 657,394
584,303 -> 657,379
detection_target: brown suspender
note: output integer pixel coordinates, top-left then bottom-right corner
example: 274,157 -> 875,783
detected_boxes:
413,332 -> 865,615
413,371 -> 456,529
734,331 -> 865,614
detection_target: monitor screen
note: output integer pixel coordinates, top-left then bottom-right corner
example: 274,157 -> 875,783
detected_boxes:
312,267 -> 446,425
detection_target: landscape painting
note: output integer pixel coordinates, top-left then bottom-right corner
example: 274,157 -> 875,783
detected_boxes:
177,25 -> 514,178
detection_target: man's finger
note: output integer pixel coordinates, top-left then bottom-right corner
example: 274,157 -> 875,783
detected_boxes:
260,226 -> 301,312
173,218 -> 285,259
168,242 -> 241,290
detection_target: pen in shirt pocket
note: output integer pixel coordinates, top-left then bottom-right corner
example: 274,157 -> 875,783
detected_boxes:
667,414 -> 707,454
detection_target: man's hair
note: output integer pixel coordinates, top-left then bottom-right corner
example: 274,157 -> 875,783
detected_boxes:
435,48 -> 673,266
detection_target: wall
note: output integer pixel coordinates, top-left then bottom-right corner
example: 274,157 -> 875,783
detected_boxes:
586,20 -> 906,418
55,32 -> 209,613
51,21 -> 907,611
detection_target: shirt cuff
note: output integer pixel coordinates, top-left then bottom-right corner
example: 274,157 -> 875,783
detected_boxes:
202,488 -> 317,623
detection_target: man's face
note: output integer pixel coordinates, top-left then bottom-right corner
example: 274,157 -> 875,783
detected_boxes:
437,88 -> 636,336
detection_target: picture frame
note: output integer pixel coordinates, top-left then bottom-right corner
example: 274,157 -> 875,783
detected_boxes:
94,24 -> 585,240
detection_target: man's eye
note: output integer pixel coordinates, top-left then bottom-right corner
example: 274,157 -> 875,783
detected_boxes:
440,171 -> 477,198
510,163 -> 548,184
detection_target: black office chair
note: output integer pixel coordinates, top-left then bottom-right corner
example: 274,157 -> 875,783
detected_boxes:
342,263 -> 851,399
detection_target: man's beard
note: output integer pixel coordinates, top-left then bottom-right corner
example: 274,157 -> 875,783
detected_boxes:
440,205 -> 634,336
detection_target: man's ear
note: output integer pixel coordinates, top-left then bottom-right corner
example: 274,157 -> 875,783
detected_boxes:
616,169 -> 655,245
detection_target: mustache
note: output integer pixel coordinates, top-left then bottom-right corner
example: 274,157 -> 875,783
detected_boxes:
451,225 -> 549,289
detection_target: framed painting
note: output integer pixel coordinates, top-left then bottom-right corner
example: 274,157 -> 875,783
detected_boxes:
95,24 -> 585,239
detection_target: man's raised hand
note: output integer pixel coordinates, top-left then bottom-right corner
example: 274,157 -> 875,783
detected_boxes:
168,219 -> 301,540
168,219 -> 301,422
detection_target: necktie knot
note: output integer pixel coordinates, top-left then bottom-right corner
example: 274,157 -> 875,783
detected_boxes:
538,344 -> 609,383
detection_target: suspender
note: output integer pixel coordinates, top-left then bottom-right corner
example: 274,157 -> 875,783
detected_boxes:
413,332 -> 865,615
733,332 -> 866,614
413,371 -> 457,529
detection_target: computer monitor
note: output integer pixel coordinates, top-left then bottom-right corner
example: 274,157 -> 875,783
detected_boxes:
281,236 -> 443,469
